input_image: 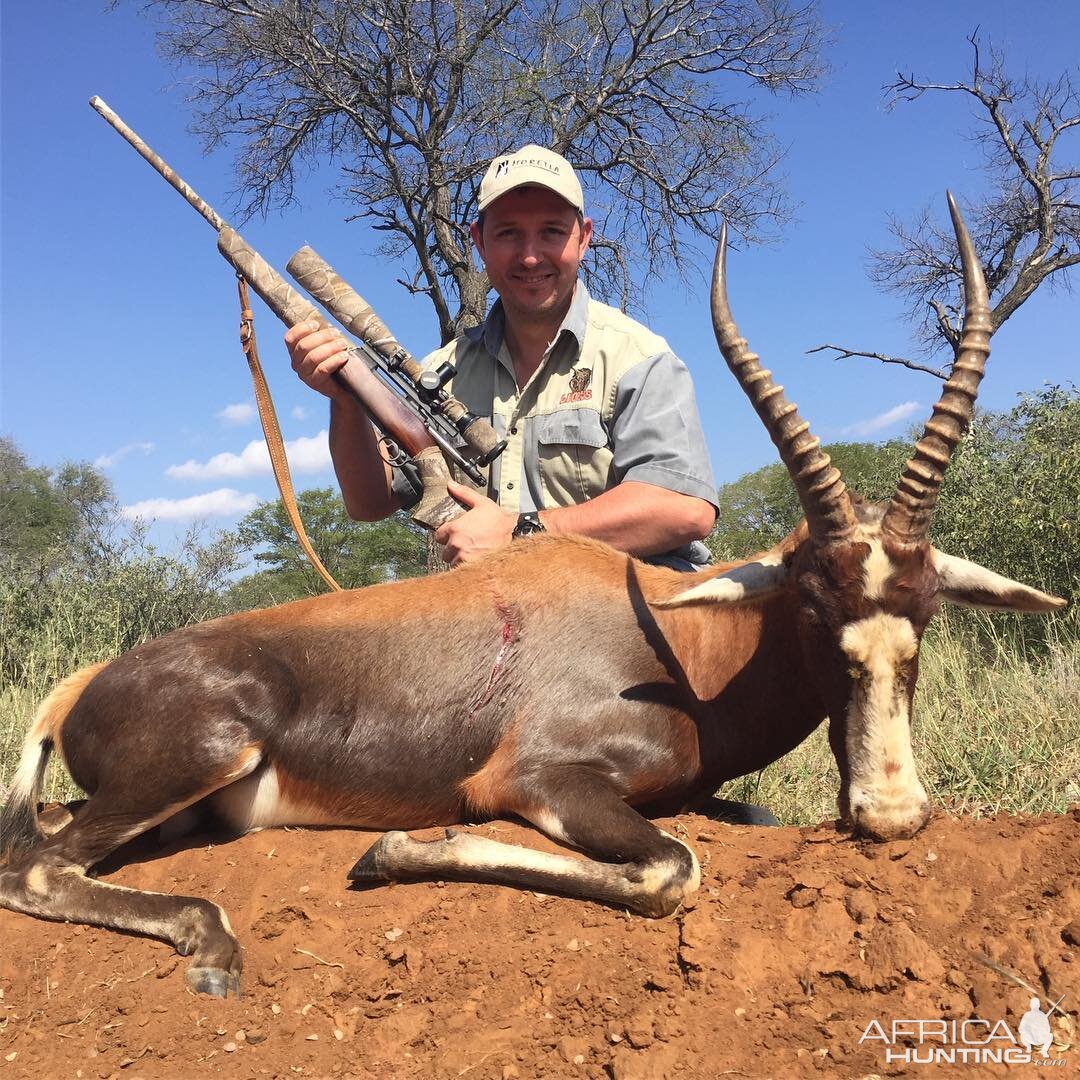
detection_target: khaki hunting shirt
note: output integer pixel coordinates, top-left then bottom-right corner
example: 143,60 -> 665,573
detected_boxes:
397,283 -> 718,540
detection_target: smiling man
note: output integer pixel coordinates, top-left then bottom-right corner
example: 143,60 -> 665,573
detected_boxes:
286,145 -> 718,569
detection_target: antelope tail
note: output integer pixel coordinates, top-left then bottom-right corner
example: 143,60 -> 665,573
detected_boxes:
0,661 -> 107,863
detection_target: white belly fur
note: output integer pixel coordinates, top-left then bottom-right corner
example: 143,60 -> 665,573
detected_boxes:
207,765 -> 344,832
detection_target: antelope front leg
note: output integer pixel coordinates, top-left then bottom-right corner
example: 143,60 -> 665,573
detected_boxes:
350,765 -> 700,917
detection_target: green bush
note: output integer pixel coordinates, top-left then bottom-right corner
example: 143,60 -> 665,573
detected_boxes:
228,488 -> 427,608
707,440 -> 911,561
932,385 -> 1078,608
0,525 -> 240,692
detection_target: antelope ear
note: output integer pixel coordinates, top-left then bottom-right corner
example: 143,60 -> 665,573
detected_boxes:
932,550 -> 1067,613
652,554 -> 788,608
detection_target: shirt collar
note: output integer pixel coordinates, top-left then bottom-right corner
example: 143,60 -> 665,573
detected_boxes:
481,280 -> 591,359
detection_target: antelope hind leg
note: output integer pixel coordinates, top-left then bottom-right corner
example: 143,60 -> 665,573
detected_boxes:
0,794 -> 243,993
0,735 -> 265,999
350,766 -> 700,918
0,800 -> 244,997
1,857 -> 243,996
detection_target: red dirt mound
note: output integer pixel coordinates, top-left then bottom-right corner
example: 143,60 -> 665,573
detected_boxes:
1,811 -> 1077,1079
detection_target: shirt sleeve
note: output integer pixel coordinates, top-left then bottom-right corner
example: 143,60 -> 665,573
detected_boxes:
609,351 -> 719,512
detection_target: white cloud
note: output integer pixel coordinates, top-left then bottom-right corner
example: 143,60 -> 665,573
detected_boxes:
841,401 -> 921,438
217,402 -> 256,425
121,488 -> 259,522
166,430 -> 332,480
284,431 -> 334,473
291,405 -> 311,421
94,441 -> 155,469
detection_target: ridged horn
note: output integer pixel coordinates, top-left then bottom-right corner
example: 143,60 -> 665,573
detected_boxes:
882,193 -> 992,545
712,222 -> 857,544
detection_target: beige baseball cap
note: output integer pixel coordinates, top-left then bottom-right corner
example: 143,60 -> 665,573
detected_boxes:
478,145 -> 584,213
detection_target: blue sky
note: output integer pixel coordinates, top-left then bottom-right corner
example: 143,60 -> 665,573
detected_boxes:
2,1 -> 1077,547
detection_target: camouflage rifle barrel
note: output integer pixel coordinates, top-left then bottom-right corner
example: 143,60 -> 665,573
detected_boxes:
287,247 -> 506,463
89,95 -> 437,462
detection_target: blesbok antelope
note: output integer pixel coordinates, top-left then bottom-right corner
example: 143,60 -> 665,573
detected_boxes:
0,197 -> 1064,998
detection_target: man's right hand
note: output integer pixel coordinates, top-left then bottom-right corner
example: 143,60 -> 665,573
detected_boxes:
284,321 -> 353,401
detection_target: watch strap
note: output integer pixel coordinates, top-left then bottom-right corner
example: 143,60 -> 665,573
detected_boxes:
512,512 -> 546,539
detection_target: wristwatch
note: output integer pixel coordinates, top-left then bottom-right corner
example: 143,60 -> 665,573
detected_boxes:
512,512 -> 546,539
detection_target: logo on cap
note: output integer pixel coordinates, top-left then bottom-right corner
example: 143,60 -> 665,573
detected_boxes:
478,145 -> 584,213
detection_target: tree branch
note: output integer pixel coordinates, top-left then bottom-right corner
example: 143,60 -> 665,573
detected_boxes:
806,344 -> 948,381
147,0 -> 827,335
859,29 -> 1080,364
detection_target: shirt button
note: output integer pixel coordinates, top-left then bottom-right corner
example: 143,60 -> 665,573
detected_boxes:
507,482 -> 514,490
510,426 -> 518,435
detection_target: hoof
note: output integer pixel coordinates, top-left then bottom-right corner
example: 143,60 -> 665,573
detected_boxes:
185,965 -> 241,998
348,831 -> 411,883
347,850 -> 384,882
348,835 -> 390,881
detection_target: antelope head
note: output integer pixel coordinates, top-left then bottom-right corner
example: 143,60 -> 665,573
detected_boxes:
659,196 -> 1065,841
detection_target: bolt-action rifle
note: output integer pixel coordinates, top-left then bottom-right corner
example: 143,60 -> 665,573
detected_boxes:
89,96 -> 504,532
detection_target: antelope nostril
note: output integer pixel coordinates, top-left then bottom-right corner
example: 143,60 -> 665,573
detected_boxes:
852,800 -> 931,842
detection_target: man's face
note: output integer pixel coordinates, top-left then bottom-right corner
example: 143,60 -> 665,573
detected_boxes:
471,186 -> 592,327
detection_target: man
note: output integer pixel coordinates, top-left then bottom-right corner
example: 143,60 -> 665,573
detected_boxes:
1019,999 -> 1054,1059
286,145 -> 718,568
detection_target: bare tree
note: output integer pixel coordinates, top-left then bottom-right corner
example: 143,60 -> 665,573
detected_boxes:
812,33 -> 1079,379
144,0 -> 825,343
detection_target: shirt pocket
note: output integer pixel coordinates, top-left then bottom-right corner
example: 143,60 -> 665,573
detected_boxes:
535,410 -> 614,506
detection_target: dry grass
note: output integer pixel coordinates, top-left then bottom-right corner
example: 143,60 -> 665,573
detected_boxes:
717,613 -> 1079,825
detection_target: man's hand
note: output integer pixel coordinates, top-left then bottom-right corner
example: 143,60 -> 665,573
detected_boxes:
435,481 -> 517,567
284,321 -> 352,401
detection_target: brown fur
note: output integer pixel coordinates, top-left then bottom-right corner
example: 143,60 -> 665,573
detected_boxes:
27,661 -> 109,758
461,726 -> 521,818
275,769 -> 461,830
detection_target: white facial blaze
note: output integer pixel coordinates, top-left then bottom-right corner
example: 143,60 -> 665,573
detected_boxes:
861,540 -> 893,600
840,612 -> 929,838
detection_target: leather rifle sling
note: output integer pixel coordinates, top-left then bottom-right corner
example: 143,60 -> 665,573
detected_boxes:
236,275 -> 343,592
